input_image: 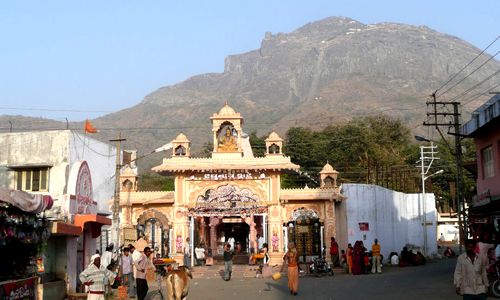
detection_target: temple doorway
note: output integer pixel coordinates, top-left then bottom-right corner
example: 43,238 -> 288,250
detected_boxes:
220,219 -> 250,253
287,207 -> 323,262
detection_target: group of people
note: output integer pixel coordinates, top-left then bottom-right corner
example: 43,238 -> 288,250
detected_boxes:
337,239 -> 382,275
79,244 -> 154,300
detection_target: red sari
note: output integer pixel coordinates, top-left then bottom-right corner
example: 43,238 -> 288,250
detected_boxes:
352,244 -> 363,275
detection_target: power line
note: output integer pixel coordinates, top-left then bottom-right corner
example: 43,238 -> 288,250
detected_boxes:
0,107 -> 115,113
435,34 -> 500,96
437,49 -> 500,99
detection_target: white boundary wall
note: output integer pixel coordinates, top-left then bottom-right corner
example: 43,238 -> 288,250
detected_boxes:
343,184 -> 437,258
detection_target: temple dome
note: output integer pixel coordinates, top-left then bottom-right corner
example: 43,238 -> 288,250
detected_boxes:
267,130 -> 281,140
174,131 -> 189,142
218,102 -> 236,116
320,161 -> 337,173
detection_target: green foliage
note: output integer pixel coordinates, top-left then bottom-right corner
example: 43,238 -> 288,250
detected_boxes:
138,174 -> 175,191
248,131 -> 267,157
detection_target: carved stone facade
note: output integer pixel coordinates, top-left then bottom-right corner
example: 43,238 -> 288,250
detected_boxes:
117,103 -> 347,264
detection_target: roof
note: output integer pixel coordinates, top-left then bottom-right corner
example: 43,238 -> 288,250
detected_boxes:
461,94 -> 500,137
266,130 -> 282,141
151,156 -> 300,175
280,187 -> 347,201
173,131 -> 190,143
319,161 -> 339,174
218,102 -> 236,116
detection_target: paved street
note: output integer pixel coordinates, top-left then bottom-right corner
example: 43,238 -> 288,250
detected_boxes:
146,257 -> 459,300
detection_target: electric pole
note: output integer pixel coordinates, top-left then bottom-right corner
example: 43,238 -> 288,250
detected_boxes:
423,94 -> 465,254
110,132 -> 126,247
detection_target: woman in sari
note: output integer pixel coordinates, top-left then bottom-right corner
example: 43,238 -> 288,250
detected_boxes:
352,241 -> 363,275
347,243 -> 353,275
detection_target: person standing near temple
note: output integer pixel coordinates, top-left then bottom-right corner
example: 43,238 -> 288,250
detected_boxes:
223,244 -> 235,281
281,243 -> 299,296
183,237 -> 191,268
330,237 -> 340,267
79,254 -> 119,300
228,236 -> 235,252
257,234 -> 264,253
371,239 -> 382,274
101,244 -> 114,270
135,247 -> 152,300
119,247 -> 136,298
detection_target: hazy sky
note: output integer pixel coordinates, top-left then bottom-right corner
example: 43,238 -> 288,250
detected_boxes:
1,0 -> 499,121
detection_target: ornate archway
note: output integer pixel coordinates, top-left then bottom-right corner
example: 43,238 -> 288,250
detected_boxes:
137,210 -> 170,257
287,207 -> 322,257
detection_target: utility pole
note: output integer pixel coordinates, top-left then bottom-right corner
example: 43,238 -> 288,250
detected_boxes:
110,132 -> 126,247
424,93 -> 465,254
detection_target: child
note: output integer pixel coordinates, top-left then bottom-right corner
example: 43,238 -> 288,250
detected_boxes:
364,255 -> 370,274
340,250 -> 347,269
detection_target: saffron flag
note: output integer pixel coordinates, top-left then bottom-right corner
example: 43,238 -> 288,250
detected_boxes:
85,119 -> 99,133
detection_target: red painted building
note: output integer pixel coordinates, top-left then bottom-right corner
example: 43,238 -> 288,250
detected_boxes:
461,94 -> 500,238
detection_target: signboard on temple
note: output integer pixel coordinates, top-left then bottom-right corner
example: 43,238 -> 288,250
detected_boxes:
67,161 -> 97,215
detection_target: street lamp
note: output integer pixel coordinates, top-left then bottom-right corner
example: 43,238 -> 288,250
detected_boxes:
416,140 -> 441,256
415,134 -> 464,255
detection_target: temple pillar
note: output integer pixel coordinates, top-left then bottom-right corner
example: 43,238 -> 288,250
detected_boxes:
209,217 -> 220,254
244,215 -> 257,254
201,218 -> 208,246
324,201 -> 336,263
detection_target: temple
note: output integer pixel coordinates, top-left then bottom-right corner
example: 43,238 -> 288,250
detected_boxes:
118,102 -> 347,265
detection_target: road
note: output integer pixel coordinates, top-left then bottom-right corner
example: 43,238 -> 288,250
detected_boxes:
147,257 -> 459,300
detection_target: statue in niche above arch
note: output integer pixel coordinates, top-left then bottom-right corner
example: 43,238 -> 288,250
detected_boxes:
218,126 -> 237,152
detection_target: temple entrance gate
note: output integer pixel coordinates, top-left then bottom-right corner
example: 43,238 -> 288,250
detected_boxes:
287,207 -> 323,261
136,210 -> 170,257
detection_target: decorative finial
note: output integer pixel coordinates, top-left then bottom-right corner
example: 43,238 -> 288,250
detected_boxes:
327,160 -> 329,164
225,100 -> 228,106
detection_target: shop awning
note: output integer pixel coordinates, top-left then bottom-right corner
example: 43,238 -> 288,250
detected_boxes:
0,187 -> 53,213
74,215 -> 112,238
49,221 -> 82,236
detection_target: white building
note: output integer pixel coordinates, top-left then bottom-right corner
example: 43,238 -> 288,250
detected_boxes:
0,130 -> 120,296
343,184 -> 438,258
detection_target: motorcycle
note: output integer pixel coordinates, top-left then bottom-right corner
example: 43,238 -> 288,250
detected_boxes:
487,259 -> 500,298
308,257 -> 334,277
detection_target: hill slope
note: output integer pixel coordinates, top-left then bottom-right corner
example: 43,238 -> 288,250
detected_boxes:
2,16 -> 499,172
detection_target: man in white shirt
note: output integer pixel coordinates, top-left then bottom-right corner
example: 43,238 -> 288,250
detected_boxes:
454,239 -> 488,299
79,254 -> 119,300
257,234 -> 264,253
129,244 -> 141,287
228,236 -> 235,252
119,247 -> 136,298
101,244 -> 114,269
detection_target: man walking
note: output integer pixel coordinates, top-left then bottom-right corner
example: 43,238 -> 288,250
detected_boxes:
454,239 -> 488,299
281,243 -> 299,295
371,239 -> 382,274
79,254 -> 119,300
183,237 -> 191,268
119,247 -> 136,298
223,244 -> 235,281
440,233 -> 446,247
330,237 -> 340,267
135,247 -> 152,300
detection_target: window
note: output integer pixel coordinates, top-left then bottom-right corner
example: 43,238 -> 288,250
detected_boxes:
483,146 -> 494,179
15,168 -> 49,192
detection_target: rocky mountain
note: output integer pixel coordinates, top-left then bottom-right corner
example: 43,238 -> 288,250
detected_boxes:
2,16 -> 500,173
